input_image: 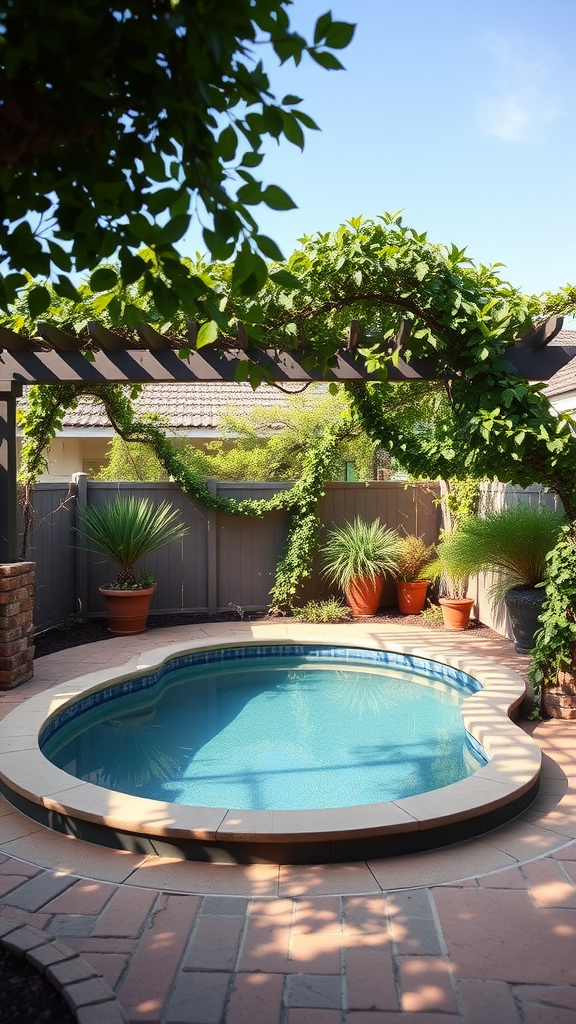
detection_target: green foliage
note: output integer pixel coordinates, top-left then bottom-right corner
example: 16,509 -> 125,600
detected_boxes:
291,599 -> 351,623
427,537 -> 470,600
395,536 -> 436,582
441,477 -> 481,531
0,1 -> 354,310
530,526 -> 576,696
321,517 -> 400,591
13,211 -> 576,674
96,437 -> 170,482
435,505 -> 565,605
76,496 -> 189,589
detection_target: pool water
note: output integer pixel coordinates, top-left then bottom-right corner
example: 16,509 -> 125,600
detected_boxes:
42,652 -> 485,811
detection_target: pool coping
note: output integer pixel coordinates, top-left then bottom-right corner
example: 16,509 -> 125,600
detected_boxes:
0,634 -> 542,864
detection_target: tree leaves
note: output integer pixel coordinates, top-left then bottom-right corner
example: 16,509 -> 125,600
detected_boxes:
262,185 -> 297,210
90,268 -> 118,292
27,285 -> 51,320
0,0 -> 354,312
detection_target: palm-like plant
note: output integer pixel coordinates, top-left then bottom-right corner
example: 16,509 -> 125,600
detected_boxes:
438,505 -> 564,604
77,496 -> 189,589
321,517 -> 400,590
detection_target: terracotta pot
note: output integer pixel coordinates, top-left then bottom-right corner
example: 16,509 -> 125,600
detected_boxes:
439,596 -> 474,630
345,576 -> 383,617
397,580 -> 428,615
99,586 -> 155,636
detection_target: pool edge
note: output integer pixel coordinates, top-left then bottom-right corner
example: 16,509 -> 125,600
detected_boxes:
0,634 -> 542,864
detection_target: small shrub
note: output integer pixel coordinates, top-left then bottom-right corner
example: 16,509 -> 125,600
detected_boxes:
395,536 -> 436,582
420,603 -> 444,626
291,599 -> 352,623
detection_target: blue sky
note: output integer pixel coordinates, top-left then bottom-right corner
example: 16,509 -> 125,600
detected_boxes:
188,0 -> 575,298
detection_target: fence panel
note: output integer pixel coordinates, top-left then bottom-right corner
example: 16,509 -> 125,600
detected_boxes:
85,482 -> 209,615
214,482 -> 291,611
29,478 -> 442,626
25,482 -> 77,629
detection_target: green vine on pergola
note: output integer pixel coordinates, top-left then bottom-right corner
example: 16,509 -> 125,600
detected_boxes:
15,215 -> 576,688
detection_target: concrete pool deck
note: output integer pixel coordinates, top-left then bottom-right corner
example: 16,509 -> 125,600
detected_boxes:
0,620 -> 575,1023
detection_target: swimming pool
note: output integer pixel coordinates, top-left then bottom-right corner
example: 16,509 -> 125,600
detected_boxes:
0,635 -> 541,864
39,646 -> 487,811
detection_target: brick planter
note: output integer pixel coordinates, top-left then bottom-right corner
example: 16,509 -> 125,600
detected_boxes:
0,562 -> 35,690
543,671 -> 576,720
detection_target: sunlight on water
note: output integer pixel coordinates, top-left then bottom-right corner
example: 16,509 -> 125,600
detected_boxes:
42,654 -> 484,810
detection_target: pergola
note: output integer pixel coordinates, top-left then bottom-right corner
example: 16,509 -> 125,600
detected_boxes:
0,312 -> 573,562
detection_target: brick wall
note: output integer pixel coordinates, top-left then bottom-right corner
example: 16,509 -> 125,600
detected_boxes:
0,562 -> 35,690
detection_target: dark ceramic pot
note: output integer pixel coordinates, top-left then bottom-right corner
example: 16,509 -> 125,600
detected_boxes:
504,586 -> 546,654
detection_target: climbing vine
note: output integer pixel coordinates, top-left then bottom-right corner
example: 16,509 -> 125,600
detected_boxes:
13,213 -> 576,681
18,382 -> 350,611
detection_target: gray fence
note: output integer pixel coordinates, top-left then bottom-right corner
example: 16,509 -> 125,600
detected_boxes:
27,477 -> 442,630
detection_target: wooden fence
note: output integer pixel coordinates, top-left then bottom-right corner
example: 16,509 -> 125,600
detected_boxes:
27,477 -> 442,630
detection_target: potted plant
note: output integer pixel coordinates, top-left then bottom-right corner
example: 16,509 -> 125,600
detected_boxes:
394,535 -> 436,614
428,536 -> 474,630
77,496 -> 189,635
320,517 -> 400,617
438,505 -> 564,652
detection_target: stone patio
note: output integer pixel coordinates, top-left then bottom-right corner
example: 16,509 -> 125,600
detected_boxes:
0,621 -> 575,1024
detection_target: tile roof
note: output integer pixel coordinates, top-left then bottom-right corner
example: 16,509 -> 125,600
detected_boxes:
543,329 -> 576,397
37,381 -> 324,430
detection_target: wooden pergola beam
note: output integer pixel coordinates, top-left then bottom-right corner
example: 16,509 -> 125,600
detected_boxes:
0,341 -> 573,386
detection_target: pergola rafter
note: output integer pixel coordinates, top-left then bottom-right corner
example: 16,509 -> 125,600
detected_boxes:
0,313 -> 573,561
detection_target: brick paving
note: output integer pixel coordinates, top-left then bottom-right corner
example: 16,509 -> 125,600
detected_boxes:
0,622 -> 575,1023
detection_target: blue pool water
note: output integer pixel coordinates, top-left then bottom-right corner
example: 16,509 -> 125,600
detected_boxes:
41,647 -> 486,811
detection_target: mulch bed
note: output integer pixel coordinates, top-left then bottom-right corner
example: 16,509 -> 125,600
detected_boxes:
33,607 -> 494,659
0,947 -> 75,1024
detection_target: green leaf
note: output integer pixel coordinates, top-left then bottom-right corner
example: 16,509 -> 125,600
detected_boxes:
309,49 -> 344,70
90,267 -> 118,292
324,21 -> 355,48
53,275 -> 81,302
314,11 -> 332,44
255,234 -> 284,261
282,95 -> 303,105
151,278 -> 178,319
270,269 -> 302,290
159,214 -> 190,244
292,110 -> 320,132
27,285 -> 51,319
241,151 -> 264,168
281,112 -> 305,149
328,382 -> 339,396
120,253 -> 147,286
196,320 -> 219,348
237,181 -> 263,205
262,185 -> 297,211
217,125 -> 238,162
92,291 -> 115,314
232,247 -> 268,295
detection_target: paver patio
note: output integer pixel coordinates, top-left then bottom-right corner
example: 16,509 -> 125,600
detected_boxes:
0,621 -> 575,1023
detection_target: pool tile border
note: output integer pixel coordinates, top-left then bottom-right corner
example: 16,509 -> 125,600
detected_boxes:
0,635 -> 541,864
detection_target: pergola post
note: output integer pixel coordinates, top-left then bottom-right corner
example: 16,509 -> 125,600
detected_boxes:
0,384 -> 21,563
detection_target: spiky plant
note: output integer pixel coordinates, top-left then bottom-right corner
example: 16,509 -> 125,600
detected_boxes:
436,505 -> 565,604
77,496 -> 189,589
395,535 -> 436,582
320,517 -> 400,590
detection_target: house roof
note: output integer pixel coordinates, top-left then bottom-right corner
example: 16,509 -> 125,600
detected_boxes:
543,330 -> 576,397
44,381 -> 321,431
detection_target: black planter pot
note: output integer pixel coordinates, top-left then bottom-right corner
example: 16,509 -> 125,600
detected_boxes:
504,586 -> 546,654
